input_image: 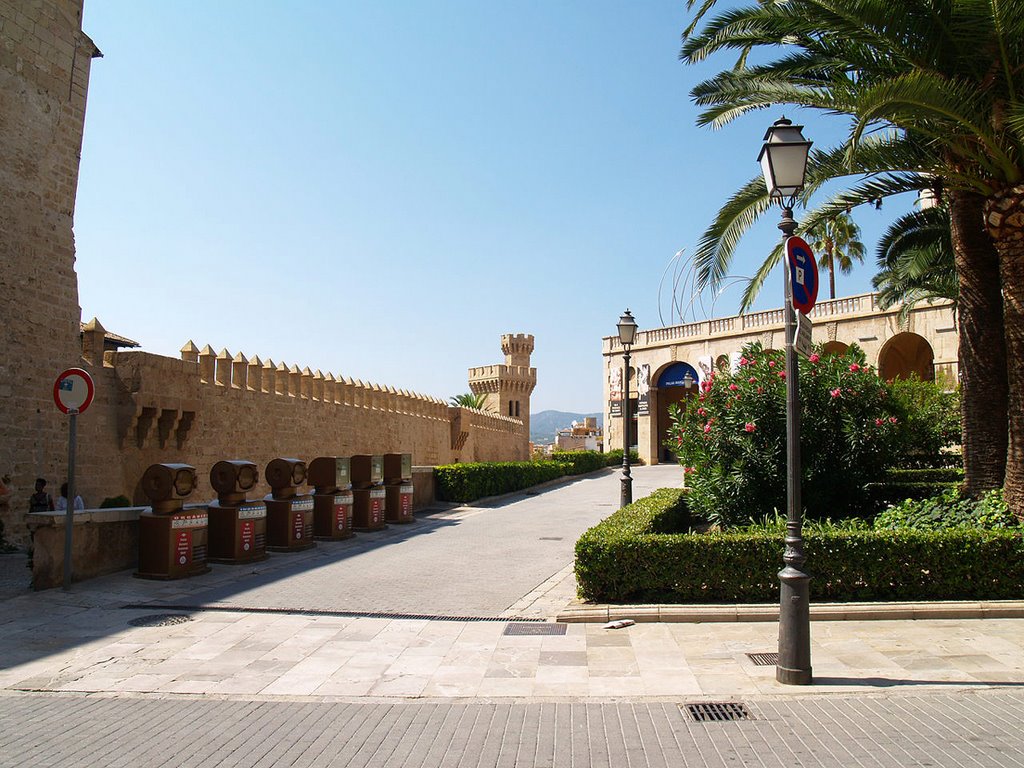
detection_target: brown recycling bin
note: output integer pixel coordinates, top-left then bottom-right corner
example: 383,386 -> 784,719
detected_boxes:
206,460 -> 268,564
308,456 -> 355,540
264,458 -> 316,552
351,454 -> 387,531
136,463 -> 211,580
383,453 -> 414,524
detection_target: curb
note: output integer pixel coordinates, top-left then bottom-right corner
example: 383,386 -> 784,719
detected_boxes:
556,600 -> 1024,624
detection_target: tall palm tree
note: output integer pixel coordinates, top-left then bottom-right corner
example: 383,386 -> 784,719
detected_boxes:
806,212 -> 865,300
873,204 -> 957,320
680,0 -> 1016,504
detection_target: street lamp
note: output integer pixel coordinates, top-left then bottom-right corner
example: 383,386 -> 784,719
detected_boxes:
617,309 -> 638,508
759,116 -> 813,686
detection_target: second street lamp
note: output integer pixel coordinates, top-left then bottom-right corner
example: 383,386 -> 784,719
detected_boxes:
759,116 -> 814,686
617,309 -> 638,508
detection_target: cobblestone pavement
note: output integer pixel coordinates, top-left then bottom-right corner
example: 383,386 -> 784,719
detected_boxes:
2,466 -> 1024,766
4,690 -> 1024,767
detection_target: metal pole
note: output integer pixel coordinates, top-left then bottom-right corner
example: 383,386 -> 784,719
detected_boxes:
777,206 -> 812,685
63,408 -> 78,591
620,346 -> 633,508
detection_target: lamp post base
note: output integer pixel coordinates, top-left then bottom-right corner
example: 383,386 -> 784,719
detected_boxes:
777,563 -> 812,685
620,474 -> 632,509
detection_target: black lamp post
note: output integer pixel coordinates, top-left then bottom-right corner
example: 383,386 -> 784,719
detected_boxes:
617,309 -> 638,508
758,116 -> 813,686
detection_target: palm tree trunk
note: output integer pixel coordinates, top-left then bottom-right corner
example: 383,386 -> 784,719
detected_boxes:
950,191 -> 1008,498
829,264 -> 836,300
981,187 -> 1024,517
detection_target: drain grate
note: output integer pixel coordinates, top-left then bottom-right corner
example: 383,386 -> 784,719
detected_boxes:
684,702 -> 754,722
503,622 -> 568,636
128,613 -> 193,628
746,652 -> 779,666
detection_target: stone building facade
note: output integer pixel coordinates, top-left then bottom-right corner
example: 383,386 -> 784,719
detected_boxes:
0,2 -> 533,545
603,294 -> 959,465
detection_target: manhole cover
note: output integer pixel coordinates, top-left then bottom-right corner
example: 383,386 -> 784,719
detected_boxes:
746,652 -> 779,666
503,622 -> 567,636
128,613 -> 193,628
684,702 -> 753,722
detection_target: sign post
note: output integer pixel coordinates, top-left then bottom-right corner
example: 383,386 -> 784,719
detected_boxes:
53,368 -> 94,590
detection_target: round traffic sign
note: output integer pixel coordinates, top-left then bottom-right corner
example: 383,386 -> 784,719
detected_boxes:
786,236 -> 819,314
53,368 -> 95,414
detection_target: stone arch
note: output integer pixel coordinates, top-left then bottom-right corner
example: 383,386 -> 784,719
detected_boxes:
654,362 -> 700,463
878,332 -> 934,381
821,341 -> 848,357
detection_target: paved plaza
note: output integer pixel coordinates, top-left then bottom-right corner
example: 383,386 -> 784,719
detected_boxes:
2,465 -> 1024,766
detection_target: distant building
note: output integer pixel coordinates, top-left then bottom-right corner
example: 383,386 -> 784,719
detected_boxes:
555,417 -> 603,452
603,293 -> 958,465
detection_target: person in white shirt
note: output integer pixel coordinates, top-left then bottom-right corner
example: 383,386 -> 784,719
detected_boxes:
55,482 -> 84,512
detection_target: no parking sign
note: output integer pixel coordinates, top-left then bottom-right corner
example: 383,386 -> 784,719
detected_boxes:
786,236 -> 818,315
53,367 -> 94,414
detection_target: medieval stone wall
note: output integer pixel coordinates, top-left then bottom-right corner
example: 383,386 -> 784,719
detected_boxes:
0,1 -> 98,531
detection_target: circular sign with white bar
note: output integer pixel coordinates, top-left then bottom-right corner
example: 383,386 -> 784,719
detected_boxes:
786,236 -> 818,315
53,368 -> 95,414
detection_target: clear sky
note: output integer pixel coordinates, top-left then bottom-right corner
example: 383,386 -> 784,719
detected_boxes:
75,1 -> 907,412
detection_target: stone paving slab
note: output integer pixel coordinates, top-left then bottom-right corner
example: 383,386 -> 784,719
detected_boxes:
3,689 -> 1024,768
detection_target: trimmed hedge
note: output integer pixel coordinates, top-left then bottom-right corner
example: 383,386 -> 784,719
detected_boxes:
435,462 -> 567,502
603,449 -> 641,467
551,450 -> 608,475
883,467 -> 964,484
575,490 -> 1024,604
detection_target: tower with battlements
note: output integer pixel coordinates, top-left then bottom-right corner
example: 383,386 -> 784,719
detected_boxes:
468,334 -> 537,444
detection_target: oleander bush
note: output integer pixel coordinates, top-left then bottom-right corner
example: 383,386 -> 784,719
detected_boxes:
666,342 -> 902,527
575,490 -> 1024,603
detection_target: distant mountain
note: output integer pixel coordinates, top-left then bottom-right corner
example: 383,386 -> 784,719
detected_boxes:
530,410 -> 603,444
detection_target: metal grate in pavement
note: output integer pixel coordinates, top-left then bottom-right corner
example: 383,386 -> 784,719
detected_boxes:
684,702 -> 754,722
128,613 -> 193,627
503,622 -> 568,636
122,604 -> 546,623
746,652 -> 779,666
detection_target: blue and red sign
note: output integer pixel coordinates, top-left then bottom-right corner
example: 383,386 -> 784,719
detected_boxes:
786,236 -> 818,315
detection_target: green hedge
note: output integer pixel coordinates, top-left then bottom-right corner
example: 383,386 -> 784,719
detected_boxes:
575,491 -> 1024,604
883,467 -> 964,484
434,462 -> 567,502
863,481 -> 959,512
603,449 -> 641,467
550,451 -> 607,475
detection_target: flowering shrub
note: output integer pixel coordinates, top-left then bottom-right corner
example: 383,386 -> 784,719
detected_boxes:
886,375 -> 961,467
666,342 -> 901,526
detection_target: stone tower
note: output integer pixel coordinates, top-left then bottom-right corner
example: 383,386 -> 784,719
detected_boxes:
468,334 -> 537,438
0,2 -> 100,505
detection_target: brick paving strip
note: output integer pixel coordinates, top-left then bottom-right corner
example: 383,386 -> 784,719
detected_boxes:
2,689 -> 1024,767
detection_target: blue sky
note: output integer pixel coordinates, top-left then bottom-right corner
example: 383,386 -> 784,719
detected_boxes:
75,2 -> 907,412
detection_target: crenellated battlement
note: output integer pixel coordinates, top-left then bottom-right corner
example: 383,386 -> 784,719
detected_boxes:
501,333 -> 534,367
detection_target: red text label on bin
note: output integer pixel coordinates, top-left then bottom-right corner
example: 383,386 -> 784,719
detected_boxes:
240,520 -> 254,552
334,503 -> 347,530
176,530 -> 192,566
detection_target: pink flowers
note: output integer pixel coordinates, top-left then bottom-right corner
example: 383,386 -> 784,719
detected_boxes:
769,360 -> 776,368
739,356 -> 749,366
757,386 -> 764,394
778,371 -> 787,379
849,363 -> 861,372
728,383 -> 739,391
683,466 -> 695,474
703,423 -> 712,434
889,416 -> 898,424
875,418 -> 884,426
744,422 -> 756,433
748,377 -> 757,384
830,388 -> 842,398
697,407 -> 706,417
808,353 -> 820,363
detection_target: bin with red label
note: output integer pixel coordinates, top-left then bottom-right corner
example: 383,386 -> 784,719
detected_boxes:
383,453 -> 414,524
308,456 -> 355,540
264,458 -> 316,552
351,454 -> 387,531
206,460 -> 268,564
135,463 -> 211,580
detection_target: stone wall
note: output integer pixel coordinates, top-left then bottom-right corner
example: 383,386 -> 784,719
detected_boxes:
0,1 -> 99,539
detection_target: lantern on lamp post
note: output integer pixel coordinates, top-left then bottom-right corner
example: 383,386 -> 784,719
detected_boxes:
759,116 -> 813,686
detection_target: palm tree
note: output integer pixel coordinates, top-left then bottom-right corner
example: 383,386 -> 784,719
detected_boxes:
873,204 -> 957,320
805,212 -> 865,300
680,0 -> 1016,504
449,392 -> 490,411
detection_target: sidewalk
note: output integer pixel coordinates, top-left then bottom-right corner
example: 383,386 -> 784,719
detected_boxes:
0,465 -> 1022,766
